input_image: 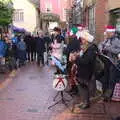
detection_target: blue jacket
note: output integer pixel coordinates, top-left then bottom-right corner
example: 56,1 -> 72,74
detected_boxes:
12,37 -> 18,44
0,40 -> 7,57
17,41 -> 26,51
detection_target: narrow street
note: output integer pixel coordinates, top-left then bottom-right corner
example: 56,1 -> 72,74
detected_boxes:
0,0 -> 120,119
0,63 -> 119,120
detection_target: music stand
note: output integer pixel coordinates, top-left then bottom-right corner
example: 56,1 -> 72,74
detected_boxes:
98,54 -> 113,64
48,90 -> 70,110
48,56 -> 72,110
98,54 -> 118,70
98,54 -> 120,71
98,54 -> 120,95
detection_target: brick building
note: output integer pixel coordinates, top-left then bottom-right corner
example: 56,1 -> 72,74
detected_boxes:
82,0 -> 120,42
95,0 -> 108,42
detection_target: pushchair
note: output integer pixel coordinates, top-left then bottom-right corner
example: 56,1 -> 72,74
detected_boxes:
0,57 -> 15,73
0,57 -> 8,73
5,56 -> 17,71
96,53 -> 120,101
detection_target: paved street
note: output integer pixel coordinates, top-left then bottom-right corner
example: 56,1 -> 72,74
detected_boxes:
0,63 -> 120,120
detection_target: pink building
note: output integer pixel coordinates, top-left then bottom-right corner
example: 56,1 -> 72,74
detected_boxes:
66,0 -> 74,9
40,0 -> 68,21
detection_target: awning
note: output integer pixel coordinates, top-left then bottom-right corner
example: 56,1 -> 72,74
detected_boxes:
12,26 -> 26,33
110,8 -> 120,15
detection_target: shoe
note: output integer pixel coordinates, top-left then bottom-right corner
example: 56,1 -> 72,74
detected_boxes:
37,62 -> 40,66
54,72 -> 59,75
70,90 -> 78,95
71,85 -> 78,95
103,97 -> 111,102
76,103 -> 84,107
102,89 -> 112,102
42,64 -> 45,67
69,86 -> 78,95
78,103 -> 90,109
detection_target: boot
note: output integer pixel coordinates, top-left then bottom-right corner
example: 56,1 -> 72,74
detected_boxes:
103,89 -> 113,102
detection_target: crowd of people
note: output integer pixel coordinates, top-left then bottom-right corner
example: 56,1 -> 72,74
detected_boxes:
0,31 -> 53,71
0,25 -> 120,111
50,25 -> 120,110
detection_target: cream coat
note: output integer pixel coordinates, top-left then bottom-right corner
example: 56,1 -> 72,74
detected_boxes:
51,40 -> 63,61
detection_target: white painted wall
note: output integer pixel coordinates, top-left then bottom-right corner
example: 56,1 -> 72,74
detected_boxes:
13,0 -> 38,33
49,22 -> 58,30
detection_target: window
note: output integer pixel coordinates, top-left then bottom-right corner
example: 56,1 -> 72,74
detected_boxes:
13,9 -> 24,22
116,18 -> 120,33
88,6 -> 95,35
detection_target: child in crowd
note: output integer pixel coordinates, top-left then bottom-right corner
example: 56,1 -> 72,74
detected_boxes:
17,38 -> 26,67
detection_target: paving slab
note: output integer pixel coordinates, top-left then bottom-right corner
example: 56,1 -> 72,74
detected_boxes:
0,63 -> 119,120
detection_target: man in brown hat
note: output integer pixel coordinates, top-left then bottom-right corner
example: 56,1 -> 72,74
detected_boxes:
53,27 -> 65,43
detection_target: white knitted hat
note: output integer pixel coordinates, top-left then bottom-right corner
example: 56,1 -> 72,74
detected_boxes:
80,30 -> 94,43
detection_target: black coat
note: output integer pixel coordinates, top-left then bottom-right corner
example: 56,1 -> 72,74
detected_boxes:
55,34 -> 65,42
44,36 -> 51,45
112,60 -> 120,82
76,44 -> 98,82
36,37 -> 45,53
67,37 -> 81,53
24,35 -> 31,52
65,37 -> 81,62
30,36 -> 37,52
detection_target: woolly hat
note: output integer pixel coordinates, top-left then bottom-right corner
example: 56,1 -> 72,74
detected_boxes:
53,27 -> 61,32
80,30 -> 94,43
77,24 -> 85,31
69,27 -> 78,36
105,25 -> 116,32
76,31 -> 81,39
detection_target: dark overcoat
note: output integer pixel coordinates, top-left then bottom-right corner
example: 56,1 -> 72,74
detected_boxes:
76,44 -> 98,84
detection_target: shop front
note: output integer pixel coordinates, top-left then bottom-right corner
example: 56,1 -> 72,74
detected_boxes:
109,8 -> 120,33
40,13 -> 60,32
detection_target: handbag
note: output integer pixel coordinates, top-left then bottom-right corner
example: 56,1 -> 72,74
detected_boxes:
112,83 -> 120,101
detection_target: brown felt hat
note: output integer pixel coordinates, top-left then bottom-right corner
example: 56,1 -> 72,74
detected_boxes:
53,27 -> 61,32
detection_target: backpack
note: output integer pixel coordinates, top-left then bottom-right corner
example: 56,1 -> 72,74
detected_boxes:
12,37 -> 18,44
0,40 -> 7,57
17,41 -> 26,51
